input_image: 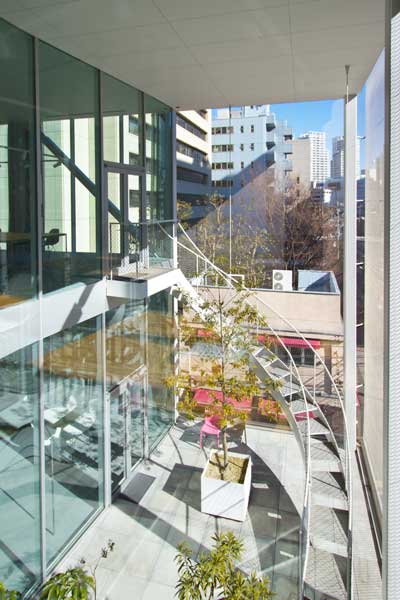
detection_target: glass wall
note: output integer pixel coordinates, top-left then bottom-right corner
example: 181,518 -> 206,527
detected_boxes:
145,95 -> 173,223
147,291 -> 175,451
103,74 -> 143,167
105,300 -> 145,391
0,344 -> 40,595
43,317 -> 104,566
39,42 -> 101,294
0,20 -> 37,307
360,51 -> 385,523
0,16 -> 176,595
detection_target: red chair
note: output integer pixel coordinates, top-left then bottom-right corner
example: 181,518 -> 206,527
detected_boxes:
200,415 -> 221,449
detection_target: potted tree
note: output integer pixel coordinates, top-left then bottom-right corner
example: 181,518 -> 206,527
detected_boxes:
167,287 -> 277,521
175,531 -> 273,599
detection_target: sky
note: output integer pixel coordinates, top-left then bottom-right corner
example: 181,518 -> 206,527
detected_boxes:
272,94 -> 366,168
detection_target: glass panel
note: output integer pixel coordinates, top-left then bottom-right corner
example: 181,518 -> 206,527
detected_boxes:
0,19 -> 36,308
103,74 -> 142,167
107,171 -> 122,263
127,173 -> 141,261
110,388 -> 126,493
105,300 -> 145,387
0,344 -> 40,595
129,379 -> 143,468
145,95 -> 173,222
360,51 -> 385,512
106,300 -> 145,491
43,317 -> 104,567
110,379 -> 144,493
39,42 -> 100,294
147,291 -> 175,451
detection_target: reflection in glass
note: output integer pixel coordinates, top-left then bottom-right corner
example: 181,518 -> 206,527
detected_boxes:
43,317 -> 104,566
0,20 -> 37,307
147,291 -> 175,451
145,96 -> 173,222
105,300 -> 145,390
39,42 -> 100,294
107,171 -> 122,262
109,379 -> 144,494
106,300 -> 145,492
103,73 -> 142,167
0,344 -> 40,594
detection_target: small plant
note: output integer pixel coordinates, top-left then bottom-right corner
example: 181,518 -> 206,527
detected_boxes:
40,539 -> 115,600
0,582 -> 21,600
175,531 -> 273,600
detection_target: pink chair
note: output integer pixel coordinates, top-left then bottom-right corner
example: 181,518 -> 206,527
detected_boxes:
200,415 -> 221,449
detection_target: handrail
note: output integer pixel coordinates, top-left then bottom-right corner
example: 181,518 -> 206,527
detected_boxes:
176,222 -> 352,522
177,223 -> 352,476
169,226 -> 313,598
165,221 -> 352,597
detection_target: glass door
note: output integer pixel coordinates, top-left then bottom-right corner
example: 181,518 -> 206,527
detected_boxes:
127,173 -> 142,266
109,371 -> 145,495
105,166 -> 144,275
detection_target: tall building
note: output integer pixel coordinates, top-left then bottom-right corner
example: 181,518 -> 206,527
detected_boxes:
211,105 -> 293,197
291,131 -> 329,185
331,135 -> 361,179
176,110 -> 211,222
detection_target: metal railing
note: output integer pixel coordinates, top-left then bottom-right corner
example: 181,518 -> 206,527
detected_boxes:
108,219 -> 176,276
159,221 -> 352,599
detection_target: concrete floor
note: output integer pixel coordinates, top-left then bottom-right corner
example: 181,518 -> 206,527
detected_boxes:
61,419 -> 382,600
63,420 -> 304,600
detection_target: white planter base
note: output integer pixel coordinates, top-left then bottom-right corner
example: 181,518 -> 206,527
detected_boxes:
201,450 -> 252,522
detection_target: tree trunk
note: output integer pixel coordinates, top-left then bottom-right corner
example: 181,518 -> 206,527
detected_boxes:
222,429 -> 228,478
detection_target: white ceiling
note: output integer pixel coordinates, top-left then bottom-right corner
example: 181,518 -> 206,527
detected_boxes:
0,0 -> 385,109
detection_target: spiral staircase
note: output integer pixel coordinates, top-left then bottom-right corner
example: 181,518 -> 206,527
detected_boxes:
169,223 -> 353,600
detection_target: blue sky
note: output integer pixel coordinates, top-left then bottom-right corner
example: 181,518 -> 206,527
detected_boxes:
272,93 -> 366,168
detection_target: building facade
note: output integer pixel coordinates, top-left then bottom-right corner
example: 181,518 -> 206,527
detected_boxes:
0,18 -> 178,597
211,105 -> 293,197
176,110 -> 211,223
331,135 -> 361,179
291,131 -> 329,185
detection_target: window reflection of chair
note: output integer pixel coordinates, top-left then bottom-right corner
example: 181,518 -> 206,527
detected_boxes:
44,228 -> 60,250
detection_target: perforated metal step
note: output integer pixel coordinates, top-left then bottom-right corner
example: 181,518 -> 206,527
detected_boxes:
305,547 -> 347,600
312,472 -> 348,511
310,505 -> 348,558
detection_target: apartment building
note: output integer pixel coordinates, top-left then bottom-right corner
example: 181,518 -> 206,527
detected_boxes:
291,131 -> 329,185
176,110 -> 211,223
211,105 -> 293,197
331,135 -> 361,179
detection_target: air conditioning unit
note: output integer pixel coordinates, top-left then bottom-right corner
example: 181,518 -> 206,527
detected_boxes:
272,269 -> 293,291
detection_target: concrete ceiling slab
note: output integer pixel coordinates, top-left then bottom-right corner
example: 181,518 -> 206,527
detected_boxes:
0,0 -> 385,109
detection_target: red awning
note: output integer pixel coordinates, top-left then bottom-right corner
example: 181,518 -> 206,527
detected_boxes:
193,388 -> 252,412
197,329 -> 213,338
258,335 -> 321,349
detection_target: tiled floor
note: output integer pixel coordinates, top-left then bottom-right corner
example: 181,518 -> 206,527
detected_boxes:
62,420 -> 305,600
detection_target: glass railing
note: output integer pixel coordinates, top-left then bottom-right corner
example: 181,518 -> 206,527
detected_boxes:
145,220 -> 175,270
108,219 -> 176,278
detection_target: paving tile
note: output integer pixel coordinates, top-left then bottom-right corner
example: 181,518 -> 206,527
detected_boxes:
101,571 -> 149,600
142,581 -> 175,600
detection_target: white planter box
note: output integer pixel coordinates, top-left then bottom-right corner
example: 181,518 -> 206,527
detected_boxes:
201,450 -> 252,522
